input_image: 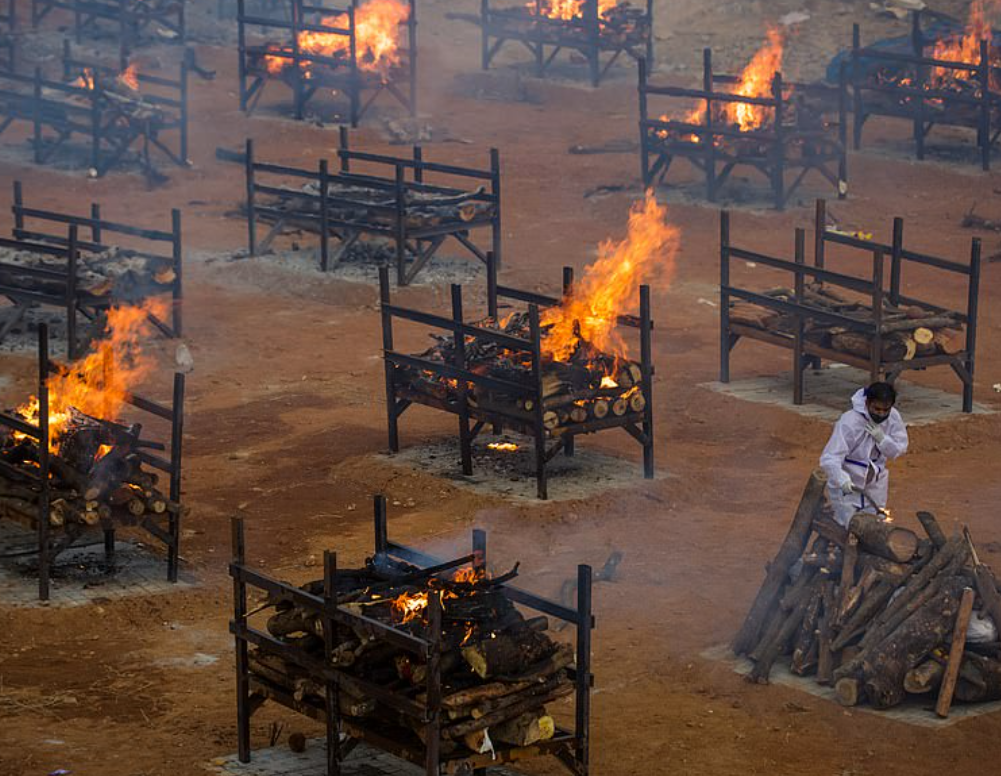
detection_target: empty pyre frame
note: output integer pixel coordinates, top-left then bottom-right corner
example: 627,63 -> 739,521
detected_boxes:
380,256 -> 654,500
31,0 -> 186,61
242,129 -> 501,286
0,42 -> 191,182
844,12 -> 1001,170
1,180 -> 183,357
0,0 -> 16,71
639,52 -> 848,210
230,495 -> 594,776
472,0 -> 653,87
237,0 -> 416,126
720,200 -> 982,411
0,325 -> 185,601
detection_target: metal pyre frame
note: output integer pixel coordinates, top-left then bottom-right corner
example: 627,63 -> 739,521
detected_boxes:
31,0 -> 186,61
237,0 -> 417,126
380,256 -> 654,500
0,325 -> 186,600
230,495 -> 594,776
0,179 -> 183,356
0,0 -> 16,72
719,199 -> 982,412
846,13 -> 1001,170
477,0 -> 653,87
243,129 -> 501,286
638,51 -> 848,210
0,43 -> 191,182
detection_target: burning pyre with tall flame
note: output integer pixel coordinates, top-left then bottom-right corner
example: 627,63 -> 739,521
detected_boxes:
1,301 -> 178,530
251,553 -> 578,753
404,191 -> 675,433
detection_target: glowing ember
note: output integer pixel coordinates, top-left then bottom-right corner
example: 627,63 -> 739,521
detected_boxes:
264,0 -> 409,76
540,190 -> 678,363
531,0 -> 617,21
72,68 -> 96,90
599,375 -> 618,389
392,589 -> 429,623
928,0 -> 998,91
14,299 -> 168,454
487,442 -> 519,452
119,63 -> 140,91
452,564 -> 486,583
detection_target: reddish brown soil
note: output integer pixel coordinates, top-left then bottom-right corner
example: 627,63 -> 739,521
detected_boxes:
2,1 -> 1001,775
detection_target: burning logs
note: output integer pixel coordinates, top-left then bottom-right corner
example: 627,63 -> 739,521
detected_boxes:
0,407 -> 178,528
249,560 -> 571,754
726,282 -> 967,362
734,477 -> 1000,716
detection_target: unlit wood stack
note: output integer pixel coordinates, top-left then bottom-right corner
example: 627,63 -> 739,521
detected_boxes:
734,478 -> 999,717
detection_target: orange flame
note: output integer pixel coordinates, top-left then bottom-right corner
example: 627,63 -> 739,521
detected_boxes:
14,300 -> 167,454
540,190 -> 678,363
487,442 -> 519,452
392,590 -> 430,623
72,68 -> 96,90
531,0 -> 616,21
264,0 -> 409,76
452,564 -> 486,583
119,63 -> 139,91
928,1 -> 997,90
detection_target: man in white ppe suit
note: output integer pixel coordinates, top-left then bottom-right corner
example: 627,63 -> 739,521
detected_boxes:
819,382 -> 908,527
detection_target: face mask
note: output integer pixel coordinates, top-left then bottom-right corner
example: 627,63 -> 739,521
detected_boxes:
869,411 -> 890,424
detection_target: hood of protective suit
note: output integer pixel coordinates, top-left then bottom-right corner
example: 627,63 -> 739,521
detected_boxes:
850,387 -> 901,425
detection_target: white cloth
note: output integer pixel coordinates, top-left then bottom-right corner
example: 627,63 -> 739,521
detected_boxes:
820,388 -> 908,527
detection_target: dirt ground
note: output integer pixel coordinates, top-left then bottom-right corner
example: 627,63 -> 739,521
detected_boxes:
2,1 -> 1001,774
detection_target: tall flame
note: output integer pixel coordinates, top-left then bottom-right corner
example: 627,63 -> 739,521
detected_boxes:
532,0 -> 617,21
264,0 -> 409,76
540,191 -> 678,362
928,0 -> 997,90
119,63 -> 140,91
15,300 -> 167,452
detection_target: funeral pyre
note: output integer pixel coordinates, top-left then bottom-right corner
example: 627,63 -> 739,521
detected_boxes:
250,558 -> 575,752
521,0 -> 649,40
0,302 -> 177,529
735,472 -> 1001,716
401,192 -> 676,431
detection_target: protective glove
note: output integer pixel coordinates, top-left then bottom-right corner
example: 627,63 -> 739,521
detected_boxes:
840,478 -> 856,496
864,420 -> 886,445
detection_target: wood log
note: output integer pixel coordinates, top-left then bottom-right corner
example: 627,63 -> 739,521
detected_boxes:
835,677 -> 861,706
443,683 -> 572,739
462,729 -> 493,754
912,327 -> 935,346
861,576 -> 968,709
837,535 -> 859,626
858,553 -> 913,580
880,315 -> 963,333
816,580 -> 836,685
936,587 -> 976,718
500,642 -> 574,683
462,673 -> 568,720
791,583 -> 824,675
849,512 -> 919,563
955,653 -> 1001,702
729,304 -> 780,329
839,566 -> 879,626
749,568 -> 822,683
964,527 -> 1001,641
917,511 -> 948,549
933,328 -> 965,355
490,712 -> 555,746
733,470 -> 827,655
591,399 -> 609,419
905,658 -> 945,694
461,630 -> 555,680
831,578 -> 898,652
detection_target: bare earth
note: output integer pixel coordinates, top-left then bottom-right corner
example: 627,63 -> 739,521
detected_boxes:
2,1 -> 1001,775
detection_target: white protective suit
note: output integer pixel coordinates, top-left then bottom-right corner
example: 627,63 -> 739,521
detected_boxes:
819,388 -> 909,527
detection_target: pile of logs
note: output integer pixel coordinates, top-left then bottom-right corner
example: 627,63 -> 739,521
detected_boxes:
727,282 -> 967,361
406,312 -> 646,430
248,180 -> 495,232
735,470 -> 1001,716
0,406 -> 179,529
483,1 -> 648,40
252,559 -> 572,753
0,244 -> 177,300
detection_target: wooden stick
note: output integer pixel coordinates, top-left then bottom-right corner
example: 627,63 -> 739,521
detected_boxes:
964,526 -> 1001,637
936,587 -> 976,718
837,534 -> 859,626
917,511 -> 948,549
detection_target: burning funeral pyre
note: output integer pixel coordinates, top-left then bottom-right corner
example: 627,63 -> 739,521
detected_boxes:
736,471 -> 1001,717
403,192 -> 675,432
0,302 -> 178,530
526,0 -> 648,39
251,561 -> 574,752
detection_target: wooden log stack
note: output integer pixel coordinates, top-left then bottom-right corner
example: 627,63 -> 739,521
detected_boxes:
734,471 -> 1001,717
727,282 -> 967,361
0,407 -> 179,529
251,562 -> 573,754
404,311 -> 646,431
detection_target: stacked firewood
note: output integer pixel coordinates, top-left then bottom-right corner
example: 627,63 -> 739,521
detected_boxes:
248,181 -> 495,231
735,471 -> 1001,715
0,245 -> 176,300
728,281 -> 967,361
486,1 -> 648,40
0,408 -> 178,529
250,559 -> 573,753
405,312 -> 646,430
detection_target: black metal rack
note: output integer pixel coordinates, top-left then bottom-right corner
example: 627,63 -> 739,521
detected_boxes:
230,495 -> 594,776
1,180 -> 184,356
719,199 -> 982,411
0,324 -> 186,600
237,0 -> 417,126
639,51 -> 848,210
243,129 -> 501,286
476,0 -> 653,87
845,12 -> 1001,170
0,0 -> 16,71
380,254 -> 654,499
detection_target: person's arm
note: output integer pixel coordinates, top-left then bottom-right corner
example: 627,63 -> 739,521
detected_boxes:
820,416 -> 856,491
878,418 -> 908,460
